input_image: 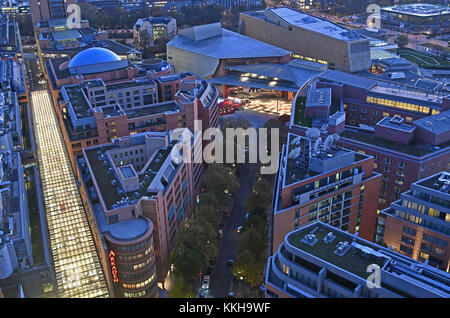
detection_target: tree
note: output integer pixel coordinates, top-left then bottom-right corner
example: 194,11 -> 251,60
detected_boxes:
202,163 -> 239,205
233,227 -> 268,287
395,34 -> 409,49
245,177 -> 273,213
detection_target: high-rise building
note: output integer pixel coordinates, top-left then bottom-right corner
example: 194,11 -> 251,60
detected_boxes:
377,171 -> 450,272
266,221 -> 450,298
271,131 -> 381,252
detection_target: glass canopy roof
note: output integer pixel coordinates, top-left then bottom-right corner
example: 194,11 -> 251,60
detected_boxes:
31,90 -> 109,298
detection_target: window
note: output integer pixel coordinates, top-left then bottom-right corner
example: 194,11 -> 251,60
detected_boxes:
399,244 -> 413,255
401,235 -> 415,246
402,226 -> 417,236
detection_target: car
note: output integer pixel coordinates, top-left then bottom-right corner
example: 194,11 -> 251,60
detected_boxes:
236,226 -> 243,233
226,292 -> 235,298
199,289 -> 206,298
202,275 -> 210,289
224,208 -> 231,218
227,259 -> 234,267
218,229 -> 223,238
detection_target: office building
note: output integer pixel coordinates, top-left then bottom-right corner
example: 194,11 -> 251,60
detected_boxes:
271,131 -> 381,251
377,171 -> 449,272
240,7 -> 371,73
381,3 -> 450,35
266,221 -> 450,298
1,1 -> 30,18
290,70 -> 450,212
77,128 -> 202,297
167,22 -> 291,78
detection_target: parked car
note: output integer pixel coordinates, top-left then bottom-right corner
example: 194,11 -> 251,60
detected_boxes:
202,275 -> 210,289
226,292 -> 235,298
227,259 -> 234,267
199,289 -> 206,298
224,208 -> 231,218
236,226 -> 243,233
218,229 -> 223,238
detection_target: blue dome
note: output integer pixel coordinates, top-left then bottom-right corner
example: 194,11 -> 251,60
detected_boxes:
68,47 -> 121,68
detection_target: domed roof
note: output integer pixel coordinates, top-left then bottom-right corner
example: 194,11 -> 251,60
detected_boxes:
68,47 -> 121,68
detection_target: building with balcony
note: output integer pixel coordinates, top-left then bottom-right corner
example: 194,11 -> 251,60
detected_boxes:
77,129 -> 202,297
266,221 -> 450,298
377,171 -> 449,272
239,7 -> 371,73
271,131 -> 381,252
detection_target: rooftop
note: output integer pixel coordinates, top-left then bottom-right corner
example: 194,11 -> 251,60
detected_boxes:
287,223 -> 388,279
244,7 -> 365,41
369,85 -> 443,104
125,102 -> 182,119
63,85 -> 92,119
83,133 -> 178,210
318,70 -> 377,90
108,218 -> 149,241
382,3 -> 450,17
340,127 -> 450,157
68,47 -> 122,69
167,23 -> 291,59
416,171 -> 450,196
376,116 -> 416,133
283,132 -> 366,186
413,109 -> 450,134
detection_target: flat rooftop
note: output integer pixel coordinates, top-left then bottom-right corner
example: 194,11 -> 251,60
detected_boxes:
341,127 -> 450,157
382,4 -> 450,17
369,85 -> 443,104
108,218 -> 149,241
125,102 -> 182,119
318,70 -> 377,90
288,224 -> 388,279
106,79 -> 156,90
283,133 -> 366,186
416,171 -> 450,195
413,109 -> 450,134
245,7 -> 365,41
376,116 -> 416,133
84,138 -> 174,210
64,85 -> 92,119
168,25 -> 291,59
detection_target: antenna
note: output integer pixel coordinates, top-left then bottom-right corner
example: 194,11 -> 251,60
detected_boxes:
313,137 -> 322,155
323,135 -> 334,151
306,127 -> 321,139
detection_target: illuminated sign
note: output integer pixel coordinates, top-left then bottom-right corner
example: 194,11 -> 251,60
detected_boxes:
109,250 -> 119,283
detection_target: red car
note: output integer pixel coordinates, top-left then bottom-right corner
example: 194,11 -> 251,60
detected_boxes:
224,209 -> 231,218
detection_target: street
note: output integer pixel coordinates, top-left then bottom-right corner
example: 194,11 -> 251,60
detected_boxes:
209,162 -> 255,298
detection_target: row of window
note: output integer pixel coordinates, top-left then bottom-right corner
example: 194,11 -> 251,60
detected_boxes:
366,96 -> 435,114
117,246 -> 153,262
122,273 -> 156,290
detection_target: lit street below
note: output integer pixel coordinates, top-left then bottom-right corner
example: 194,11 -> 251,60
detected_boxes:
30,90 -> 109,298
